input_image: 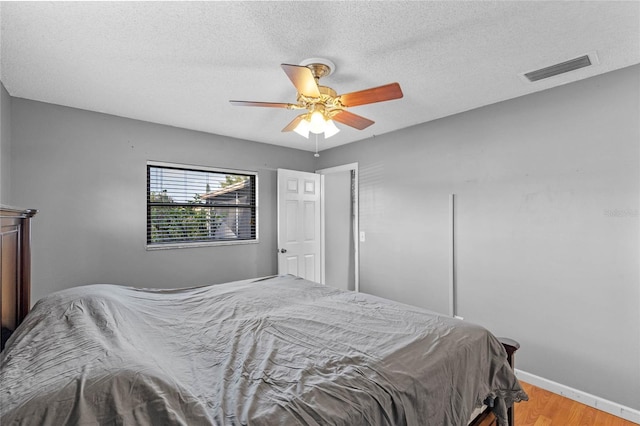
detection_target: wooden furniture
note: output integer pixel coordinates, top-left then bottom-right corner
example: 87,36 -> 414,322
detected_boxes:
499,337 -> 520,426
469,337 -> 521,426
1,205 -> 37,351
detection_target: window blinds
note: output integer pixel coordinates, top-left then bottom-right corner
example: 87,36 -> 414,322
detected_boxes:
147,164 -> 257,246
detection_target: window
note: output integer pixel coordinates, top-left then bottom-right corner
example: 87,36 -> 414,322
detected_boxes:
147,161 -> 257,249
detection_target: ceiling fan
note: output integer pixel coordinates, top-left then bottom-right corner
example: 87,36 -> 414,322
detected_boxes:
229,58 -> 403,139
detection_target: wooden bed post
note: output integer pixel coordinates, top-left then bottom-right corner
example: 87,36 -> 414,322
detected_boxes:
1,206 -> 37,351
498,337 -> 520,426
17,209 -> 37,325
468,337 -> 521,426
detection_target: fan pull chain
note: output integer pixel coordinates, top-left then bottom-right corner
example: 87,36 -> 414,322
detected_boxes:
314,134 -> 320,157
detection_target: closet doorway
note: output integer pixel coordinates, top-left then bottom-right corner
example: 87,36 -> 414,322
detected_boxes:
317,163 -> 359,292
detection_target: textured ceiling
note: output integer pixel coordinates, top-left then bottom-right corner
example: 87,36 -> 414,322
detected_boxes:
1,1 -> 639,152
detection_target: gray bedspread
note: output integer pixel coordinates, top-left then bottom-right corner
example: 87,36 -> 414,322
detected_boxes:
0,275 -> 527,425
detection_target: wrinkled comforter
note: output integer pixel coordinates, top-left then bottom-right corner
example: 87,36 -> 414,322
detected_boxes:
1,275 -> 527,425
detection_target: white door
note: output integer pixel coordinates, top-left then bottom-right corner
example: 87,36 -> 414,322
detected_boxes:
277,169 -> 321,282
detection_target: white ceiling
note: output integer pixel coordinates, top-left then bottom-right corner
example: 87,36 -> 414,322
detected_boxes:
1,1 -> 639,152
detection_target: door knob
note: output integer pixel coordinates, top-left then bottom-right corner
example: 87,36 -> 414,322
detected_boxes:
279,248 -> 287,253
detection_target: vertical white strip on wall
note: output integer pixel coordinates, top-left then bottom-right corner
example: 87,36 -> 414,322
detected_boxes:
319,174 -> 326,285
449,193 -> 456,317
352,168 -> 359,293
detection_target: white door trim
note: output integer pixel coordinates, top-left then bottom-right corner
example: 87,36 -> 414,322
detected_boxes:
316,163 -> 359,292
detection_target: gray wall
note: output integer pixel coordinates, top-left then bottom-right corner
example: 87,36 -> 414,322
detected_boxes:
10,99 -> 316,302
0,82 -> 11,204
318,65 -> 640,410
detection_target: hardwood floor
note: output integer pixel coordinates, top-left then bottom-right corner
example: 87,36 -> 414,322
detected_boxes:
478,381 -> 639,426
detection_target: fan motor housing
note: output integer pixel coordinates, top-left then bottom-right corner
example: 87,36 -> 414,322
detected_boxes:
318,86 -> 337,98
298,85 -> 342,112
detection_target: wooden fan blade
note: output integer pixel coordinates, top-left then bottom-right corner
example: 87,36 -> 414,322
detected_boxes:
229,100 -> 292,108
338,82 -> 403,107
281,64 -> 321,98
332,110 -> 375,130
282,114 -> 307,132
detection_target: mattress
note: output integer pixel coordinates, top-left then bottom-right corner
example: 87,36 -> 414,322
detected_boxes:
0,275 -> 527,425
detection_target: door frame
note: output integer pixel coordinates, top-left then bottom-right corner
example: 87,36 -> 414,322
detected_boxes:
316,163 -> 359,292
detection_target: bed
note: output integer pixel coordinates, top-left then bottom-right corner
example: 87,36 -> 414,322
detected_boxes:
1,273 -> 527,425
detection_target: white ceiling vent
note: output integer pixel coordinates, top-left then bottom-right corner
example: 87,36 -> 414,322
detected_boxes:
523,53 -> 597,82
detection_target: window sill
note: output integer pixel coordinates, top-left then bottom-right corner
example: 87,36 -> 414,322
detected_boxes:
146,239 -> 259,251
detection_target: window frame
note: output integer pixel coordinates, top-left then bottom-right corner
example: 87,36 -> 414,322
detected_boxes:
146,160 -> 259,250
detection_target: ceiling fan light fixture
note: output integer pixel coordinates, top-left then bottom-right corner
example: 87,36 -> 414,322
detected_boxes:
309,111 -> 326,134
293,118 -> 310,138
324,119 -> 340,138
293,113 -> 340,139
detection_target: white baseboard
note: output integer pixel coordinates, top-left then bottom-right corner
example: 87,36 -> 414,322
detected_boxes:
515,369 -> 640,424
